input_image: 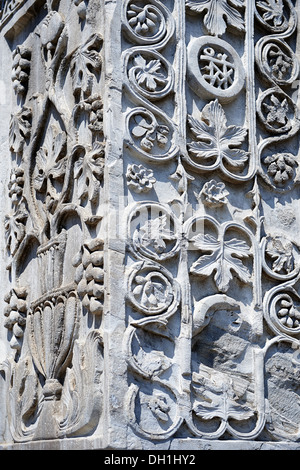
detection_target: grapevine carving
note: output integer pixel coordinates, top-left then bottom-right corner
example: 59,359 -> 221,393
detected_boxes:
1,0 -> 106,443
124,0 -> 300,443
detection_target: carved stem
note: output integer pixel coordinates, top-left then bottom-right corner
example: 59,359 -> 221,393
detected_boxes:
246,0 -> 259,175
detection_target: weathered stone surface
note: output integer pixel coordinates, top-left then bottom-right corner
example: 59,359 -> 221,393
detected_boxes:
1,0 -> 300,450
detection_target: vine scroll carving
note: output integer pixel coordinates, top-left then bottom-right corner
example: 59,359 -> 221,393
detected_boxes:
0,0 -> 300,449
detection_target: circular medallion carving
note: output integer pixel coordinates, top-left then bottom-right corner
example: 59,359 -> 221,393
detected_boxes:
127,263 -> 180,316
256,38 -> 299,86
128,202 -> 181,261
269,290 -> 300,336
187,36 -> 245,103
122,0 -> 175,47
125,50 -> 174,101
255,0 -> 295,34
257,88 -> 297,134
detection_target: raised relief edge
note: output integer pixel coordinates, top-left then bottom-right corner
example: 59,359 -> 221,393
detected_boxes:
0,0 -> 42,37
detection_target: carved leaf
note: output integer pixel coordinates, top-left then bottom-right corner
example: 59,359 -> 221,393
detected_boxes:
134,55 -> 167,91
33,125 -> 67,190
33,126 -> 67,214
9,107 -> 32,155
4,203 -> 28,256
71,34 -> 102,99
266,237 -> 294,273
59,331 -> 103,436
192,376 -> 254,422
185,0 -> 245,36
74,142 -> 105,204
135,214 -> 176,255
263,94 -> 289,125
191,233 -> 251,292
256,0 -> 284,27
194,390 -> 254,421
3,356 -> 38,441
188,100 -> 248,169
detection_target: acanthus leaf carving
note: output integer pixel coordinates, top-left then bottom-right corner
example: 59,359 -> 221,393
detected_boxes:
192,375 -> 254,423
0,354 -> 39,443
59,330 -> 104,437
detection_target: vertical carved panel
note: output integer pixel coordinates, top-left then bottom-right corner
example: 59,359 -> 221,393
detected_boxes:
123,0 -> 300,444
1,0 -> 300,449
1,0 -> 105,443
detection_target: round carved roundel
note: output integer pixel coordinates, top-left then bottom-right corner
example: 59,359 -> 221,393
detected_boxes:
187,36 -> 245,104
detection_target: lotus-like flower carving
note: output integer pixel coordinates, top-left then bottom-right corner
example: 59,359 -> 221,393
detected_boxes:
198,179 -> 229,207
126,163 -> 156,193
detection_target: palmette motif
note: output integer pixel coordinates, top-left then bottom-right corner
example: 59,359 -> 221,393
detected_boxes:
1,0 -> 300,448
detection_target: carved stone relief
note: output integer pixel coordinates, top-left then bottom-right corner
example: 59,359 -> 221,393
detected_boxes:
123,0 -> 300,445
0,0 -> 105,445
0,0 -> 300,450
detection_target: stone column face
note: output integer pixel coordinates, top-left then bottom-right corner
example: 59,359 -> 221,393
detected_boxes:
1,0 -> 300,450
